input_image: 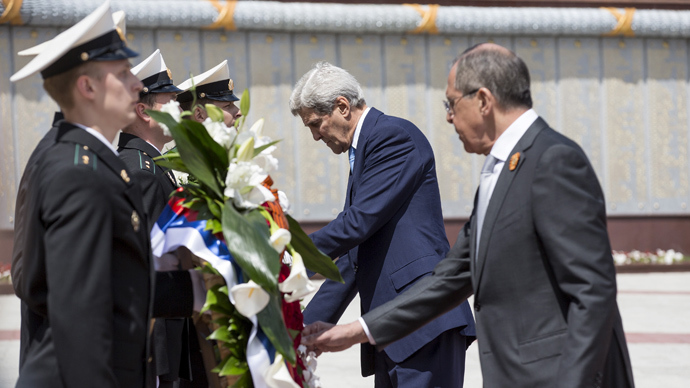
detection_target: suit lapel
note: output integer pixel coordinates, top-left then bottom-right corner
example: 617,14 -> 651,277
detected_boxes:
346,108 -> 383,207
473,118 -> 548,292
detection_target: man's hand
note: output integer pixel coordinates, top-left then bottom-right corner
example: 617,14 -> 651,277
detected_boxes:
301,321 -> 369,355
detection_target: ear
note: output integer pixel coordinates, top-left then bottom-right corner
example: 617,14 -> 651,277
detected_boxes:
74,74 -> 97,101
193,105 -> 207,121
334,96 -> 351,117
477,87 -> 493,116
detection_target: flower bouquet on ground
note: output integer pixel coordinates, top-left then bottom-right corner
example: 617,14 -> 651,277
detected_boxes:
148,90 -> 342,388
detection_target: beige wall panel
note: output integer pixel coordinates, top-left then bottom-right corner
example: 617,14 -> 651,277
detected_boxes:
428,35 -> 475,217
248,32 -> 297,213
156,30 -> 201,84
126,29 -> 155,68
339,35 -> 384,109
646,38 -> 689,213
515,37 -> 558,127
338,35 -> 384,213
557,38 -> 604,180
292,33 -> 342,220
0,27 -> 16,229
383,35 -> 427,134
201,31 -> 248,115
602,38 -> 646,213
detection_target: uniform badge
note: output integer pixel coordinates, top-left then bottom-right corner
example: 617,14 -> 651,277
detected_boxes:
228,79 -> 234,91
120,169 -> 131,183
509,152 -> 521,171
167,68 -> 173,80
144,160 -> 152,170
82,155 -> 89,165
131,210 -> 140,232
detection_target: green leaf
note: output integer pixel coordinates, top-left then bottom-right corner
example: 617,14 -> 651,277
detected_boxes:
200,285 -> 234,315
222,201 -> 280,292
286,214 -> 343,283
245,208 -> 271,239
153,154 -> 190,174
204,219 -> 224,235
218,356 -> 248,377
256,291 -> 296,364
252,139 -> 281,158
148,111 -> 228,198
205,103 -> 225,123
288,328 -> 301,340
230,370 -> 253,388
208,325 -> 233,343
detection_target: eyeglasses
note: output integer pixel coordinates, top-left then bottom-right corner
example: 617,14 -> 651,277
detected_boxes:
443,88 -> 480,115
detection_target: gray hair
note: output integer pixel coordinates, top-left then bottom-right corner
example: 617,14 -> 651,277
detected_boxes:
289,61 -> 366,116
454,44 -> 532,110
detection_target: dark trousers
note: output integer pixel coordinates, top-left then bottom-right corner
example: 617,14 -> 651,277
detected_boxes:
374,329 -> 467,388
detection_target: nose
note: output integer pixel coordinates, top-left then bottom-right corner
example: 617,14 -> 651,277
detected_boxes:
310,127 -> 321,141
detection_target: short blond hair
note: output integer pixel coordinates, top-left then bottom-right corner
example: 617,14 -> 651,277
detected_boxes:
43,61 -> 103,110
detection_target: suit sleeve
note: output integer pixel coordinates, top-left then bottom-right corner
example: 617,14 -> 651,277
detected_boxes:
532,144 -> 617,387
303,255 -> 358,324
362,221 -> 474,348
311,127 -> 429,259
42,167 -> 119,387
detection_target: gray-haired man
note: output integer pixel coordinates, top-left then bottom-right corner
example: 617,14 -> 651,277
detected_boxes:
292,62 -> 475,387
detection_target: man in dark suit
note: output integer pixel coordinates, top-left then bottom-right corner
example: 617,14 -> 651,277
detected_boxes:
10,3 -> 202,387
290,62 -> 475,387
119,49 -> 207,388
302,44 -> 635,388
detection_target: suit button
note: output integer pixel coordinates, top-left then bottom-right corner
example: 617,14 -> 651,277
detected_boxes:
474,302 -> 481,311
148,356 -> 153,363
353,264 -> 358,273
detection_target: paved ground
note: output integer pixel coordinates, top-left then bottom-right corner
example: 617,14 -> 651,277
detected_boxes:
1,272 -> 689,387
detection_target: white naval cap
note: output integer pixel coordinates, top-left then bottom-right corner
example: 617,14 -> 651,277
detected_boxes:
18,11 -> 127,57
176,60 -> 239,103
10,1 -> 137,82
132,49 -> 183,95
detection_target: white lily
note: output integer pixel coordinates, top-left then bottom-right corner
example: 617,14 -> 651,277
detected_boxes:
277,190 -> 291,214
270,228 -> 291,253
279,252 -> 316,302
249,118 -> 265,137
203,118 -> 236,149
230,280 -> 270,318
264,354 -> 300,388
254,153 -> 279,173
158,100 -> 182,136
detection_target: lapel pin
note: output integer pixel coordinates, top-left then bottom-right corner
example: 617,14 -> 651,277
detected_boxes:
120,169 -> 131,183
509,152 -> 520,171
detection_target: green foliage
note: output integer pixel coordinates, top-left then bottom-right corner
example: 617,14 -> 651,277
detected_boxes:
222,200 -> 280,292
237,89 -> 250,130
256,291 -> 297,364
286,214 -> 343,283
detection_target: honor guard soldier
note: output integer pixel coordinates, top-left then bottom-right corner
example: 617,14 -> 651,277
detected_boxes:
11,10 -> 128,296
177,60 -> 242,127
120,49 -> 180,224
10,3 -> 204,387
120,49 -> 208,388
